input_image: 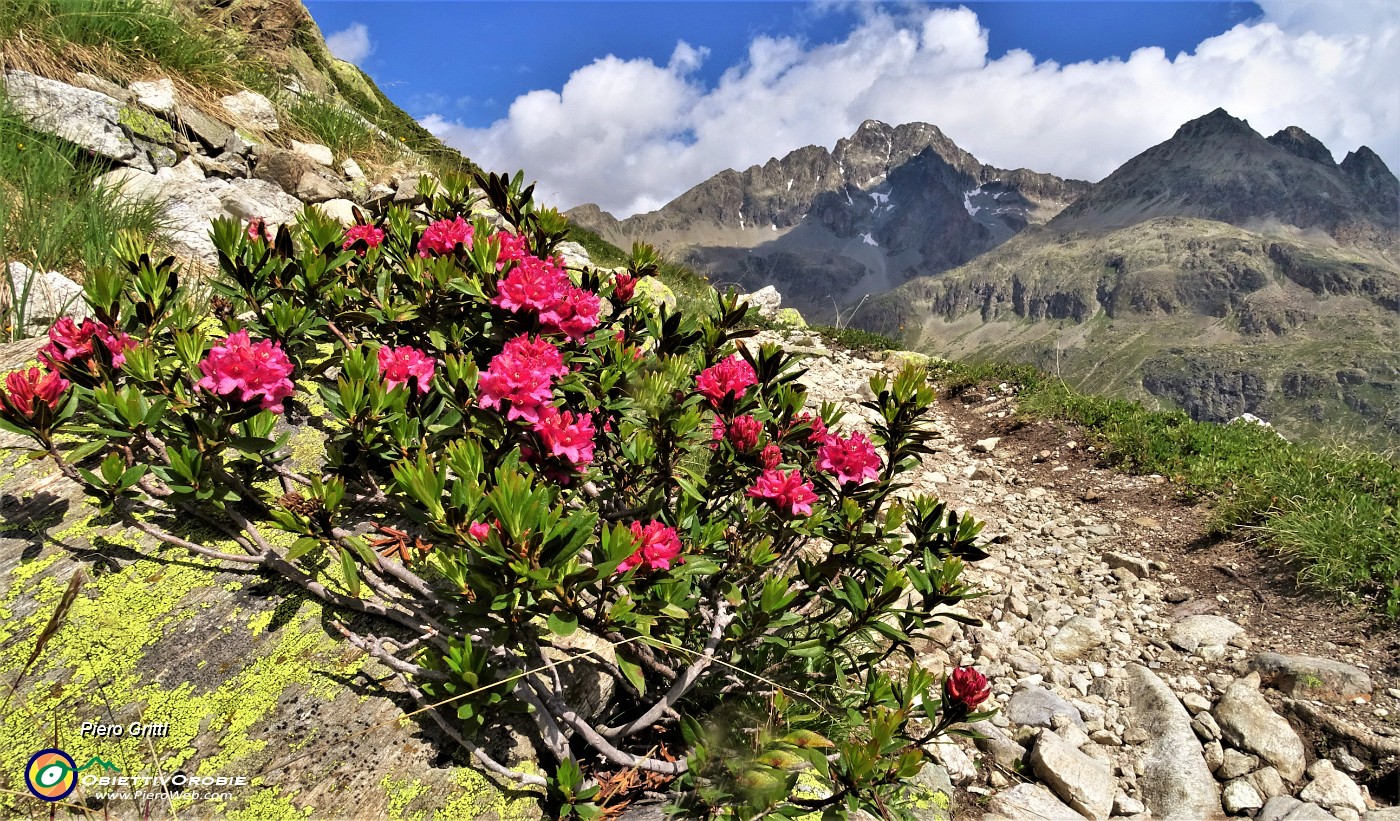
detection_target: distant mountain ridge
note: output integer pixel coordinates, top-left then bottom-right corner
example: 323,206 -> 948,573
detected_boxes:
1048,108 -> 1398,246
862,109 -> 1400,448
567,120 -> 1089,320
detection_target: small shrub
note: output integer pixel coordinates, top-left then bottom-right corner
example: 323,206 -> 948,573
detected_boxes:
2,171 -> 996,817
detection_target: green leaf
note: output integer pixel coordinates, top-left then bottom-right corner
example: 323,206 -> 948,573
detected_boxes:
285,537 -> 321,562
616,653 -> 646,698
339,549 -> 361,597
547,611 -> 579,638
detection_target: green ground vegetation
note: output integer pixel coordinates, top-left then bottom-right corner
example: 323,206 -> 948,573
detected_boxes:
931,359 -> 1400,618
0,99 -> 164,338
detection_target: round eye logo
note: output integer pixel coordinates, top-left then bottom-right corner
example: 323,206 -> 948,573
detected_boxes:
25,749 -> 77,802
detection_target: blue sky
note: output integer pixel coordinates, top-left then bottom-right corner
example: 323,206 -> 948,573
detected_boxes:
304,1 -> 1400,216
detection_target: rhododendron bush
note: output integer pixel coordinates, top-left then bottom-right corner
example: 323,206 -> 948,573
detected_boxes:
0,171 -> 994,818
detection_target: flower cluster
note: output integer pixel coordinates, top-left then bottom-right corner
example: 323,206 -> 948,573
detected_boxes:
613,272 -> 637,302
816,431 -> 882,486
720,414 -> 762,451
535,407 -> 596,468
492,249 -> 599,340
378,345 -> 436,395
944,666 -> 991,712
477,334 -> 568,423
619,520 -> 684,573
747,468 -> 817,516
697,355 -> 757,406
0,367 -> 69,419
490,230 -> 532,270
41,317 -> 134,372
419,216 -> 473,257
246,217 -> 272,242
196,330 -> 296,412
342,224 -> 385,255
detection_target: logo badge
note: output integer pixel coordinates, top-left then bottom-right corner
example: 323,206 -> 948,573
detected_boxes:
25,748 -> 77,802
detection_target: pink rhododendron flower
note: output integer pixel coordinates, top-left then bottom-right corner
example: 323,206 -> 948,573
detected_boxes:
747,468 -> 817,516
761,444 -> 782,469
41,317 -> 134,370
696,355 -> 757,406
476,334 -> 566,422
246,217 -> 272,242
418,216 -> 473,257
539,286 -> 600,340
817,431 -> 882,486
492,256 -> 570,313
378,345 -> 436,394
0,367 -> 69,418
619,520 -> 684,573
342,223 -> 385,255
196,330 -> 296,412
534,407 -> 596,468
725,415 -> 762,451
491,231 -> 532,269
796,411 -> 830,444
468,521 -> 493,541
613,272 -> 637,302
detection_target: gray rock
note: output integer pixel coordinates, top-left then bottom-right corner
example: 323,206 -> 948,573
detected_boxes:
1114,793 -> 1147,816
314,199 -> 359,226
290,140 -> 334,167
555,241 -> 591,270
341,158 -> 367,182
1105,551 -> 1152,578
1214,672 -> 1307,782
1299,760 -> 1367,814
73,71 -> 130,100
193,151 -> 248,179
175,104 -> 233,152
1048,616 -> 1107,661
1125,665 -> 1222,821
1223,778 -> 1265,814
220,90 -> 279,131
3,70 -> 145,167
4,262 -> 91,333
744,285 -> 783,318
1261,795 -> 1307,821
252,146 -> 316,197
106,171 -> 303,263
1028,728 -> 1115,820
141,141 -> 178,170
1249,766 -> 1288,799
972,436 -> 1001,453
1006,684 -> 1085,730
972,723 -> 1027,770
364,182 -> 396,206
1363,809 -> 1400,820
393,173 -> 427,205
1170,614 -> 1244,654
1220,748 -> 1260,779
984,782 -> 1082,821
1251,653 -> 1374,704
1192,710 -> 1222,741
1204,740 -> 1225,772
295,169 -> 350,204
129,78 -> 175,113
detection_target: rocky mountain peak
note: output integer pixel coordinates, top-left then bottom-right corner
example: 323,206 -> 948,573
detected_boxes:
1339,145 -> 1400,206
1266,126 -> 1336,166
1172,107 -> 1257,141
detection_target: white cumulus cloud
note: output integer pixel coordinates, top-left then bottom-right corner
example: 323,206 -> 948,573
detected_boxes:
326,23 -> 374,66
424,4 -> 1400,217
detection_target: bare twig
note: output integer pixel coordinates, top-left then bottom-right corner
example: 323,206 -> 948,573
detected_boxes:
602,601 -> 734,739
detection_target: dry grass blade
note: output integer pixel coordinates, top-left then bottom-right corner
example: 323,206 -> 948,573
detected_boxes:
1,566 -> 84,713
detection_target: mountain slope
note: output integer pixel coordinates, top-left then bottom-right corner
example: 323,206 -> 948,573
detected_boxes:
864,110 -> 1400,448
567,120 -> 1088,321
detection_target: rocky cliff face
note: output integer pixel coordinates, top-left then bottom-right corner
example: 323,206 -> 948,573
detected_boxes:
567,120 -> 1088,321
